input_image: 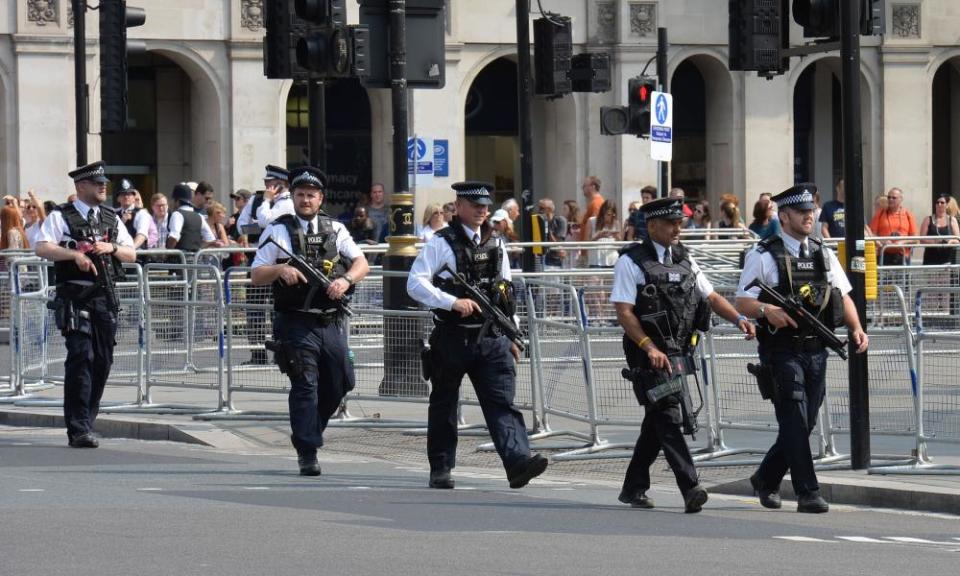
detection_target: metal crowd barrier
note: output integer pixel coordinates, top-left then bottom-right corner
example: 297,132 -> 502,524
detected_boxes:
0,250 -> 37,395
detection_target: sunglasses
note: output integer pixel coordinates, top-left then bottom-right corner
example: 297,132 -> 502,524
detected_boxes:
887,195 -> 901,200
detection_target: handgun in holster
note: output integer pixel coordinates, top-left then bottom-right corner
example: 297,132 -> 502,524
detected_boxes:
748,363 -> 776,401
419,338 -> 433,381
47,299 -> 90,336
265,340 -> 292,374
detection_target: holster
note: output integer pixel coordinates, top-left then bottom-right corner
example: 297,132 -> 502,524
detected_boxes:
265,340 -> 293,375
747,363 -> 775,400
47,298 -> 90,337
621,367 -> 682,407
420,338 -> 433,381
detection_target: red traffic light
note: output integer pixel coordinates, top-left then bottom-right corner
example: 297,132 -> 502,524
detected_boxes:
637,84 -> 650,102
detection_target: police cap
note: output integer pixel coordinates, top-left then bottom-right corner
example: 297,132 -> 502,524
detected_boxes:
289,166 -> 327,190
69,161 -> 109,184
771,183 -> 818,212
452,181 -> 494,206
640,197 -> 685,221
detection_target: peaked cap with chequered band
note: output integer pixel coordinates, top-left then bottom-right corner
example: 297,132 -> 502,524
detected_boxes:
772,183 -> 818,211
68,161 -> 109,184
451,181 -> 494,206
264,164 -> 290,182
639,197 -> 685,221
289,166 -> 327,190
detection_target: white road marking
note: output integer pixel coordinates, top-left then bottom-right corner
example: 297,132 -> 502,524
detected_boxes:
242,486 -> 270,490
774,536 -> 831,543
348,486 -> 371,490
136,488 -> 163,492
18,488 -> 44,493
551,488 -> 576,491
885,537 -> 960,546
836,537 -> 888,543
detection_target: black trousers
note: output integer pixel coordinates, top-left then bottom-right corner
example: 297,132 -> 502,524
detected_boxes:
273,312 -> 354,454
427,325 -> 530,473
754,346 -> 828,497
621,342 -> 698,496
62,295 -> 118,440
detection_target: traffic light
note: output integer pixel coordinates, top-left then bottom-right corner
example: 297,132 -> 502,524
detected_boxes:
534,16 -> 572,96
569,52 -> 611,93
99,0 -> 145,133
264,0 -> 368,80
628,76 -> 657,137
729,0 -> 788,76
792,0 -> 839,38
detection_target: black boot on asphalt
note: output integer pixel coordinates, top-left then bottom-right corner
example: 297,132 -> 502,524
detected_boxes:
297,451 -> 321,476
429,469 -> 455,489
749,473 -> 782,509
684,485 -> 708,514
619,489 -> 655,509
507,454 -> 549,489
68,433 -> 99,449
797,491 -> 830,514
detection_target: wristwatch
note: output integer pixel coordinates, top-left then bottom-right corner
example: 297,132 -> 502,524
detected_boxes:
758,304 -> 766,319
343,273 -> 355,286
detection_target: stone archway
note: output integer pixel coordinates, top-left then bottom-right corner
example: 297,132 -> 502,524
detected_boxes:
464,57 -> 519,204
669,54 -> 735,210
932,58 -> 960,199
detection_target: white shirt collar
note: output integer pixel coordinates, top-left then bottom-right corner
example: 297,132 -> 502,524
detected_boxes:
778,232 -> 808,257
461,223 -> 481,242
298,215 -> 318,232
651,240 -> 671,262
73,199 -> 96,218
179,204 -> 195,212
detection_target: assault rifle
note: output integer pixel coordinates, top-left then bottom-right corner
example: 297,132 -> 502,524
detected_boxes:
70,239 -> 121,312
437,263 -> 524,352
621,355 -> 701,439
746,278 -> 847,360
265,238 -> 353,317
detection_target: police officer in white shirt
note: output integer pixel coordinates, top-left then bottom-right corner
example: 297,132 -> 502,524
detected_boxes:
735,183 -> 868,514
611,197 -> 754,512
34,161 -> 137,448
251,166 -> 369,476
255,165 -> 294,229
236,165 -> 290,238
165,183 -> 222,251
406,181 -> 548,490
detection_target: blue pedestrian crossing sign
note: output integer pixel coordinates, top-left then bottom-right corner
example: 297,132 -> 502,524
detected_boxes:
650,91 -> 673,162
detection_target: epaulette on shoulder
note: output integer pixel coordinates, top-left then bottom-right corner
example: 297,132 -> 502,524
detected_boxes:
756,235 -> 779,253
99,205 -> 117,215
618,241 -> 643,256
271,213 -> 296,227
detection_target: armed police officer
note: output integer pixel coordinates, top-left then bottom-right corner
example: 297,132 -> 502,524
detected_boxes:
251,166 -> 369,476
406,181 -> 548,490
34,161 -> 137,448
612,197 -> 754,512
735,184 -> 868,514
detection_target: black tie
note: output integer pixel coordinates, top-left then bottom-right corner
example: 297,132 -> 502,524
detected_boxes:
800,243 -> 809,258
88,209 -> 99,228
473,233 -> 480,246
306,220 -> 314,235
662,248 -> 671,266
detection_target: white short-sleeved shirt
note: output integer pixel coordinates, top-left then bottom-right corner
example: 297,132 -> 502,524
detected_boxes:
251,215 -> 363,269
25,222 -> 43,248
35,200 -> 135,248
406,225 -> 512,311
167,206 -> 216,242
256,193 -> 294,229
610,241 -> 715,305
735,233 -> 852,299
121,208 -> 153,239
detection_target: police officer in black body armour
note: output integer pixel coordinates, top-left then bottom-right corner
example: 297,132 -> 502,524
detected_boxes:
406,181 -> 548,490
611,197 -> 755,512
166,183 -> 222,252
34,161 -> 137,448
251,166 -> 369,475
736,184 -> 868,514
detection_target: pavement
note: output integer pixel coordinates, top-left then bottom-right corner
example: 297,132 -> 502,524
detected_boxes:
2,381 -> 958,517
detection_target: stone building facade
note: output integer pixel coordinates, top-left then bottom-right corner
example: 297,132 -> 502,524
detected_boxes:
1,0 -> 958,222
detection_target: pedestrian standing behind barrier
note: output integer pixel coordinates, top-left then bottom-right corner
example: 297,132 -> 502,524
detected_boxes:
165,183 -> 224,251
612,197 -> 755,513
251,166 -> 369,477
34,161 -> 137,449
735,183 -> 868,514
406,180 -> 549,491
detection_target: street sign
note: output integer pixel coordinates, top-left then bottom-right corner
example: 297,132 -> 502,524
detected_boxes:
433,139 -> 449,177
650,91 -> 673,162
407,136 -> 434,188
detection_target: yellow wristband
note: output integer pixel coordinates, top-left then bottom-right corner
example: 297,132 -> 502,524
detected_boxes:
636,336 -> 652,349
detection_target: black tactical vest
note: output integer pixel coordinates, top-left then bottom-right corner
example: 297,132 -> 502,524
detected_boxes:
121,208 -> 137,238
54,203 -> 126,284
173,206 -> 203,252
623,241 -> 708,357
272,212 -> 353,313
755,235 -> 841,345
431,218 -> 507,326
